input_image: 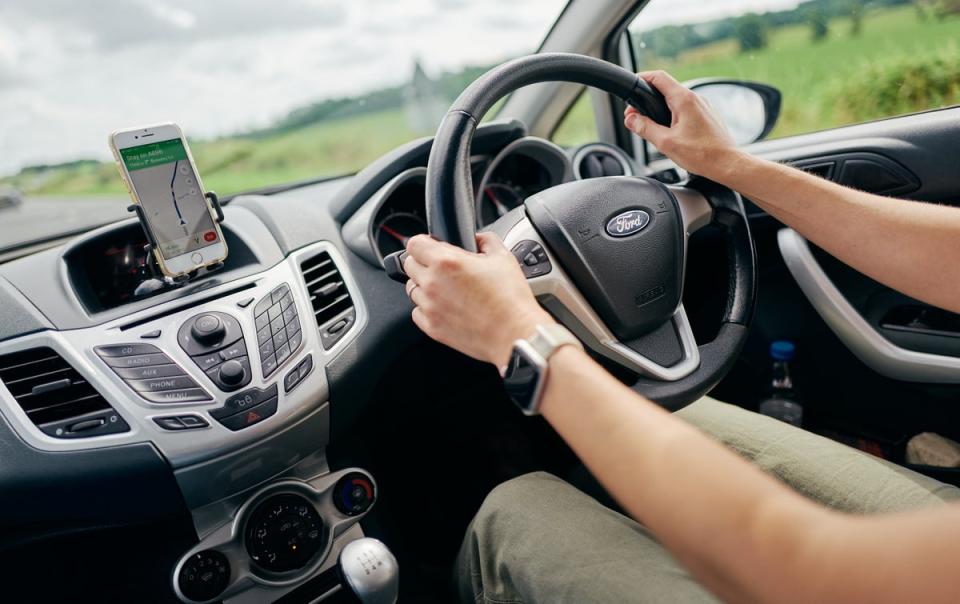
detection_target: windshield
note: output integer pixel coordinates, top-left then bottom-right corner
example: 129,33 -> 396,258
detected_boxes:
0,0 -> 566,251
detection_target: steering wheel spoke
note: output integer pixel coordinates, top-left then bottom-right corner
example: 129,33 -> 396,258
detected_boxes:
501,213 -> 701,380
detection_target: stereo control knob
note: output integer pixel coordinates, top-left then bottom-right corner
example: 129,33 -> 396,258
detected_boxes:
218,359 -> 246,386
191,314 -> 225,344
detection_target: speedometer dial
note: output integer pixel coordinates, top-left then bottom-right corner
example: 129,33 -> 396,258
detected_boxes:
480,182 -> 525,226
374,211 -> 427,258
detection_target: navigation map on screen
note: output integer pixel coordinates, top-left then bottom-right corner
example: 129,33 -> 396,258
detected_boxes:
120,138 -> 218,259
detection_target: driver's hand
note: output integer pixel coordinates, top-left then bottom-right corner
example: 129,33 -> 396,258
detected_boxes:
624,70 -> 737,180
403,232 -> 554,369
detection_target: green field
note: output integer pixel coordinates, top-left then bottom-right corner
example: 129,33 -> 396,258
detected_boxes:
557,5 -> 960,145
4,6 -> 959,196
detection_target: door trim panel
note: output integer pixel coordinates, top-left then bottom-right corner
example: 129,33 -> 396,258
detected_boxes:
778,228 -> 960,384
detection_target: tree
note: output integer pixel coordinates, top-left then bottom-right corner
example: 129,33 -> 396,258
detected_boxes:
807,6 -> 830,41
850,0 -> 864,35
735,13 -> 768,52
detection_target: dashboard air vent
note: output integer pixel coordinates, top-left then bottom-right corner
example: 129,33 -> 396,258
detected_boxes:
0,347 -> 128,438
573,145 -> 632,180
300,251 -> 356,350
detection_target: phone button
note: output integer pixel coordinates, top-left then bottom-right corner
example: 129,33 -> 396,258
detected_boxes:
191,253 -> 204,265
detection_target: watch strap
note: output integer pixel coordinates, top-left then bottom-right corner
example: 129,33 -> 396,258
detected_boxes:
526,323 -> 583,362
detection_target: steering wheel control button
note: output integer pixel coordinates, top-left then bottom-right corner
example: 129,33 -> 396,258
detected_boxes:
177,549 -> 231,603
140,388 -> 212,404
320,308 -> 356,350
254,283 -> 304,377
283,355 -> 313,394
216,395 -> 278,431
211,383 -> 278,420
511,240 -> 552,279
245,494 -> 325,573
333,472 -> 376,516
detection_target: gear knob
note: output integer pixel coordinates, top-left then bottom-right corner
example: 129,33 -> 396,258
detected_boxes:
338,538 -> 399,604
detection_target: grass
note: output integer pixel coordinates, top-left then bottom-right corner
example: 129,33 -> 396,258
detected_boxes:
646,6 -> 960,137
4,6 -> 958,197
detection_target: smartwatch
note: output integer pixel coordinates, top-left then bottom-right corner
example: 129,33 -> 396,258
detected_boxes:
502,324 -> 583,416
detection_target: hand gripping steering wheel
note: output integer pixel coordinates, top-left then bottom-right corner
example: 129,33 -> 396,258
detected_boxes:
390,53 -> 756,410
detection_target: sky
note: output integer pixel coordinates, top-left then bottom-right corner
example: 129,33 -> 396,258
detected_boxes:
0,0 -> 800,176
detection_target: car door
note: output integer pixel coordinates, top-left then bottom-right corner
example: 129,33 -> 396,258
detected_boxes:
586,0 -> 960,483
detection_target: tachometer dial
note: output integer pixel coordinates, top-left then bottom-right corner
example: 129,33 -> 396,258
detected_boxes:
375,211 -> 427,258
480,182 -> 525,226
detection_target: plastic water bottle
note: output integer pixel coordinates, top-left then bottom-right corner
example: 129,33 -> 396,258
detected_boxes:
758,340 -> 803,427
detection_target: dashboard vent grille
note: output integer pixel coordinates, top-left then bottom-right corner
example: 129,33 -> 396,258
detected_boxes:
0,347 -> 125,438
575,147 -> 629,179
301,251 -> 354,330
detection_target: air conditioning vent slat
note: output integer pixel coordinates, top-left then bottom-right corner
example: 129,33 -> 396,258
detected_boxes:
300,251 -> 356,350
0,347 -> 129,439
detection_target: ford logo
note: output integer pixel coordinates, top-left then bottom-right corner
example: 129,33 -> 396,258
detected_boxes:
605,210 -> 650,237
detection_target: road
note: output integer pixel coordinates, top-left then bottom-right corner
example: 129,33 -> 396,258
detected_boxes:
0,196 -> 129,249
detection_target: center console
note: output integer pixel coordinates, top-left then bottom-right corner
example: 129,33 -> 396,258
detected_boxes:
0,237 -> 385,602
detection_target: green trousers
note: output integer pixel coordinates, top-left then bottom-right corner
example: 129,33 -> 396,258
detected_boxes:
456,398 -> 960,603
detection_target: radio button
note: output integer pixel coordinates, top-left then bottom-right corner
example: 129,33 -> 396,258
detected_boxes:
102,353 -> 172,369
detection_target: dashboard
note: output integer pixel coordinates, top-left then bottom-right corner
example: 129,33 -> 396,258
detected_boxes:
0,119 -> 638,603
343,135 -> 635,265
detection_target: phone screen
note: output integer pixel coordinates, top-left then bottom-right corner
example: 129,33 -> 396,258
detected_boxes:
119,138 -> 219,259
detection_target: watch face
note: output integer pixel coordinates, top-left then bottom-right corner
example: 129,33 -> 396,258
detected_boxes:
503,343 -> 545,415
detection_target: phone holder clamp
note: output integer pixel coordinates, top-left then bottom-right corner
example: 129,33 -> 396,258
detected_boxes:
127,191 -> 226,286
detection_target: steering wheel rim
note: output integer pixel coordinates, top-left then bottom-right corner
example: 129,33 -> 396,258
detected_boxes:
424,53 -> 756,410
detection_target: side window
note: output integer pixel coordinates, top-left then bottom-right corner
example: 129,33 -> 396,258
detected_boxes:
627,1 -> 960,139
551,91 -> 598,147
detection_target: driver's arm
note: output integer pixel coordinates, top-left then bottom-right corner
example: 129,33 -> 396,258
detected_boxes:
402,233 -> 960,604
626,70 -> 960,315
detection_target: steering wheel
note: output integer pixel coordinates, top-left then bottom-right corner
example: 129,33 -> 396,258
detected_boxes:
390,53 -> 756,410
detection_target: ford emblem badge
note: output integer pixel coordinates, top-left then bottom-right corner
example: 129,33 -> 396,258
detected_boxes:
605,210 -> 650,237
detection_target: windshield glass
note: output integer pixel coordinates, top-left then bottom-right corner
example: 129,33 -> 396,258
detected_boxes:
0,0 -> 565,250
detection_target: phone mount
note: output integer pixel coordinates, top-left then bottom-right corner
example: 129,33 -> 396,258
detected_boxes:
127,191 -> 226,296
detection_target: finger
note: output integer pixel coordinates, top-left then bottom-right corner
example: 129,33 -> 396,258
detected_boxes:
624,113 -> 669,147
405,234 -> 448,265
638,70 -> 688,103
411,306 -> 432,335
402,254 -> 428,283
476,231 -> 507,255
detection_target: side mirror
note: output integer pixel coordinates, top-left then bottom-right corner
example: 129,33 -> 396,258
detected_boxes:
685,79 -> 782,145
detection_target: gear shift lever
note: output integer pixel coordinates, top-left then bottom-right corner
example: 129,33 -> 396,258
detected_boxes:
338,538 -> 399,604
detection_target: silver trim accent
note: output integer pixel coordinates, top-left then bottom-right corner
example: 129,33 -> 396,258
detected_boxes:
0,241 -> 367,465
475,136 -> 572,226
501,187 -> 712,380
572,142 -> 634,180
778,228 -> 960,383
172,469 -> 374,603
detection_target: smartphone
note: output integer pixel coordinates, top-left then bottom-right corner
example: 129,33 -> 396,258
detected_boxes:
110,123 -> 227,277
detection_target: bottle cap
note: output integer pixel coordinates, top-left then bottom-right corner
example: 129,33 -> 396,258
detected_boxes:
770,340 -> 796,361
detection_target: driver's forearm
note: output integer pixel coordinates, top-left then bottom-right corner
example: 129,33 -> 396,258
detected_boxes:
712,150 -> 960,315
539,346 -> 839,604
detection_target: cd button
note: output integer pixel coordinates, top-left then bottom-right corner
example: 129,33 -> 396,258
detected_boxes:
95,343 -> 160,357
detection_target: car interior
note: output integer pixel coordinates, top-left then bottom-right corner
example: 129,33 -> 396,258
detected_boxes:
1,0 -> 959,602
